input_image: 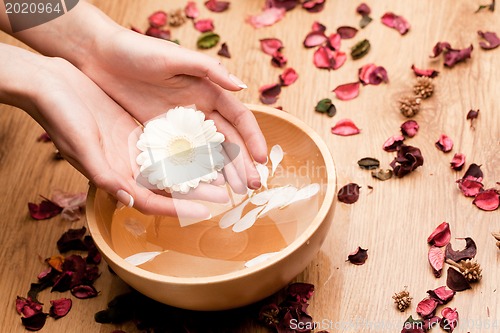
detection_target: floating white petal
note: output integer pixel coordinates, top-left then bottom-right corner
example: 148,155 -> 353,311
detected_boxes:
250,187 -> 282,205
219,198 -> 251,229
124,251 -> 162,266
255,163 -> 269,189
258,186 -> 298,217
269,145 -> 284,176
244,252 -> 280,268
281,183 -> 321,208
232,205 -> 266,233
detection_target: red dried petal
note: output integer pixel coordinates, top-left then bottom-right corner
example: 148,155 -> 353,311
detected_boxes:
194,19 -> 214,32
185,1 -> 199,19
383,135 -> 405,152
440,307 -> 459,332
302,0 -> 325,13
148,10 -> 167,28
390,145 -> 424,177
16,297 -> 43,317
358,64 -> 389,85
381,12 -> 410,35
205,0 -> 230,12
416,298 -> 438,319
21,312 -> 48,331
427,286 -> 455,304
265,0 -> 298,11
435,134 -> 453,153
444,44 -> 473,67
71,284 -> 99,299
338,183 -> 361,204
279,68 -> 298,86
311,21 -> 326,32
36,132 -> 51,142
217,43 -> 231,58
446,267 -> 471,291
358,63 -> 376,85
346,246 -> 368,264
463,163 -> 483,180
259,38 -> 283,55
145,27 -> 171,40
331,119 -> 361,136
331,51 -> 346,69
327,33 -> 341,51
427,222 -> 451,247
28,199 -> 63,220
271,51 -> 288,68
411,64 -> 439,78
49,298 -> 72,319
337,26 -> 358,39
303,31 -> 327,48
247,7 -> 286,28
473,188 -> 500,211
333,82 -> 360,101
259,83 -> 282,105
450,153 -> 466,171
287,283 -> 314,303
445,237 -> 477,262
313,45 -> 335,69
400,120 -> 419,138
456,178 -> 484,197
356,3 -> 371,16
428,246 -> 445,278
478,31 -> 500,50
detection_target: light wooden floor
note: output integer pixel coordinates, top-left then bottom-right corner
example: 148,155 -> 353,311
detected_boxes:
1,1 -> 499,332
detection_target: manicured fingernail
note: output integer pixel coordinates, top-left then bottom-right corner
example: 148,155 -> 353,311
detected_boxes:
116,189 -> 134,208
229,74 -> 248,89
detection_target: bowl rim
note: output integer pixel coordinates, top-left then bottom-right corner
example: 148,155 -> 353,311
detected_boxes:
86,104 -> 336,285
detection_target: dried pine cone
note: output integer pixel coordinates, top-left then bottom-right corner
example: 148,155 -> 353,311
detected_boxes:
169,9 -> 186,27
392,287 -> 412,312
399,96 -> 421,117
413,77 -> 434,99
458,259 -> 482,282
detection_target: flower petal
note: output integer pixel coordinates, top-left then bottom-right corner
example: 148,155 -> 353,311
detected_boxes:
28,199 -> 62,220
428,246 -> 445,278
346,246 -> 368,265
411,64 -> 439,78
148,10 -> 167,28
303,31 -> 327,48
331,119 -> 361,136
270,144 -> 284,176
259,83 -> 282,104
381,12 -> 410,35
382,135 -> 405,152
184,1 -> 199,19
440,307 -> 459,332
247,7 -> 286,28
427,286 -> 455,304
450,153 -> 466,171
313,45 -> 335,69
49,298 -> 72,319
400,120 -> 419,137
337,26 -> 358,39
445,237 -> 477,262
416,298 -> 438,319
478,30 -> 500,50
279,67 -> 298,86
427,222 -> 451,247
71,284 -> 99,299
217,42 -> 231,58
356,3 -> 371,16
145,27 -> 171,40
21,312 -> 48,331
205,0 -> 230,13
327,33 -> 341,50
338,183 -> 361,204
332,82 -> 360,100
271,51 -> 288,68
302,0 -> 325,13
444,44 -> 473,67
435,134 -> 454,152
473,189 -> 500,211
390,145 -> 424,177
260,38 -> 283,55
194,18 -> 214,32
446,267 -> 471,291
456,178 -> 484,197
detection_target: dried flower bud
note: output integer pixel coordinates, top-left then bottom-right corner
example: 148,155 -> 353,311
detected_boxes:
413,76 -> 434,99
399,96 -> 421,117
392,287 -> 412,312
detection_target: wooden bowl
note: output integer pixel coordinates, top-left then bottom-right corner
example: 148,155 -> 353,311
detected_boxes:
86,104 -> 336,311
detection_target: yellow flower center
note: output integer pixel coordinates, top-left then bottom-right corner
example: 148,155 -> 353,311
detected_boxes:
168,136 -> 195,164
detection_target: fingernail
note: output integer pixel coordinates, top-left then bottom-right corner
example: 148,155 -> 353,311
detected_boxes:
116,189 -> 134,208
229,74 -> 248,89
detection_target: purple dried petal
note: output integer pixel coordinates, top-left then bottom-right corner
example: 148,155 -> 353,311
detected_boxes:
383,135 -> 405,152
463,163 -> 483,180
338,183 -> 361,204
21,312 -> 48,331
337,26 -> 358,39
466,109 -> 479,127
71,284 -> 99,299
260,38 -> 283,55
57,227 -> 87,253
478,30 -> 500,50
259,83 -> 282,104
444,44 -> 473,67
401,120 -> 419,137
265,0 -> 299,11
416,298 -> 438,319
287,283 -> 314,303
302,0 -> 325,13
358,64 -> 389,85
450,153 -> 466,171
51,271 -> 73,292
49,298 -> 72,319
381,12 -> 410,35
411,64 -> 439,78
431,41 -> 452,58
303,31 -> 327,48
271,51 -> 288,68
356,3 -> 371,16
205,0 -> 230,13
332,82 -> 360,100
445,237 -> 477,262
427,222 -> 451,247
435,134 -> 454,152
16,297 -> 43,317
28,199 -> 63,220
279,68 -> 298,86
347,246 -> 368,265
446,267 -> 471,291
390,145 -> 424,177
427,286 -> 455,304
331,119 -> 361,136
473,188 -> 500,211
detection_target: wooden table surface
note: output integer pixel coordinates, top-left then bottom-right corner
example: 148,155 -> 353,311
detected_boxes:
1,1 -> 499,332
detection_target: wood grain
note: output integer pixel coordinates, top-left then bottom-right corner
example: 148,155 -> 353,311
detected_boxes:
1,1 -> 499,332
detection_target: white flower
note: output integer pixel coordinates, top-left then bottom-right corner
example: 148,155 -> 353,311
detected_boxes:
136,106 -> 225,194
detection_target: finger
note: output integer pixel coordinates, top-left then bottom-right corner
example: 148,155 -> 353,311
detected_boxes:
220,146 -> 247,194
171,182 -> 229,203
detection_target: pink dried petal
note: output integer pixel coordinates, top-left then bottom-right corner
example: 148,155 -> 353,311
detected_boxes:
358,63 -> 376,85
185,1 -> 199,19
441,307 -> 459,332
247,7 -> 286,28
259,38 -> 283,55
71,284 -> 99,299
428,246 -> 445,277
327,33 -> 341,51
435,134 -> 453,152
259,83 -> 282,105
49,298 -> 72,319
28,199 -> 63,220
36,132 -> 51,142
473,189 -> 500,211
148,10 -> 167,28
332,82 -> 360,101
359,64 -> 389,85
450,153 -> 466,171
356,3 -> 371,16
302,0 -> 325,13
217,43 -> 231,58
271,51 -> 288,68
427,286 -> 455,304
303,31 -> 327,48
312,21 -> 326,32
205,0 -> 230,12
400,120 -> 419,137
337,26 -> 358,39
346,246 -> 368,264
427,222 -> 451,247
16,297 -> 43,317
456,178 -> 484,197
383,135 -> 405,152
332,51 -> 347,70
478,31 -> 500,50
279,68 -> 298,86
194,19 -> 214,32
411,64 -> 439,78
145,27 -> 171,40
51,190 -> 86,208
313,46 -> 335,69
381,12 -> 410,35
416,298 -> 438,319
331,119 -> 361,136
444,45 -> 473,67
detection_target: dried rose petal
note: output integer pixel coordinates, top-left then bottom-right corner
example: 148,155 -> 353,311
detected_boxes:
435,134 -> 453,153
427,286 -> 455,304
247,7 -> 286,28
338,183 -> 361,204
259,38 -> 283,55
478,31 -> 500,50
401,120 -> 419,137
184,1 -> 199,19
390,145 -> 424,177
327,33 -> 341,51
427,222 -> 451,247
302,0 -> 325,13
411,64 -> 439,78
331,51 -> 346,69
16,297 -> 43,317
356,3 -> 371,16
279,68 -> 298,86
331,119 -> 361,136
337,26 -> 358,39
148,10 -> 167,28
473,188 -> 500,211
456,178 -> 484,197
266,0 -> 299,11
57,227 -> 87,253
381,12 -> 410,35
440,307 -> 459,332
450,153 -> 466,171
258,303 -> 279,328
145,27 -> 171,40
428,246 -> 445,278
217,42 -> 231,58
287,283 -> 314,303
36,132 -> 51,142
358,64 -> 389,85
194,18 -> 214,32
205,0 -> 230,12
357,157 -> 380,170
21,312 -> 48,331
466,109 -> 479,127
431,42 -> 452,58
383,135 -> 405,152
71,284 -> 99,299
259,83 -> 282,105
445,237 -> 477,262
333,82 -> 360,101
444,44 -> 473,67
346,246 -> 368,264
303,31 -> 327,48
313,46 -> 335,69
416,298 -> 438,319
371,168 -> 393,181
463,163 -> 483,180
28,199 -> 63,220
271,51 -> 288,68
446,267 -> 471,291
311,21 -> 326,32
49,298 -> 72,319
